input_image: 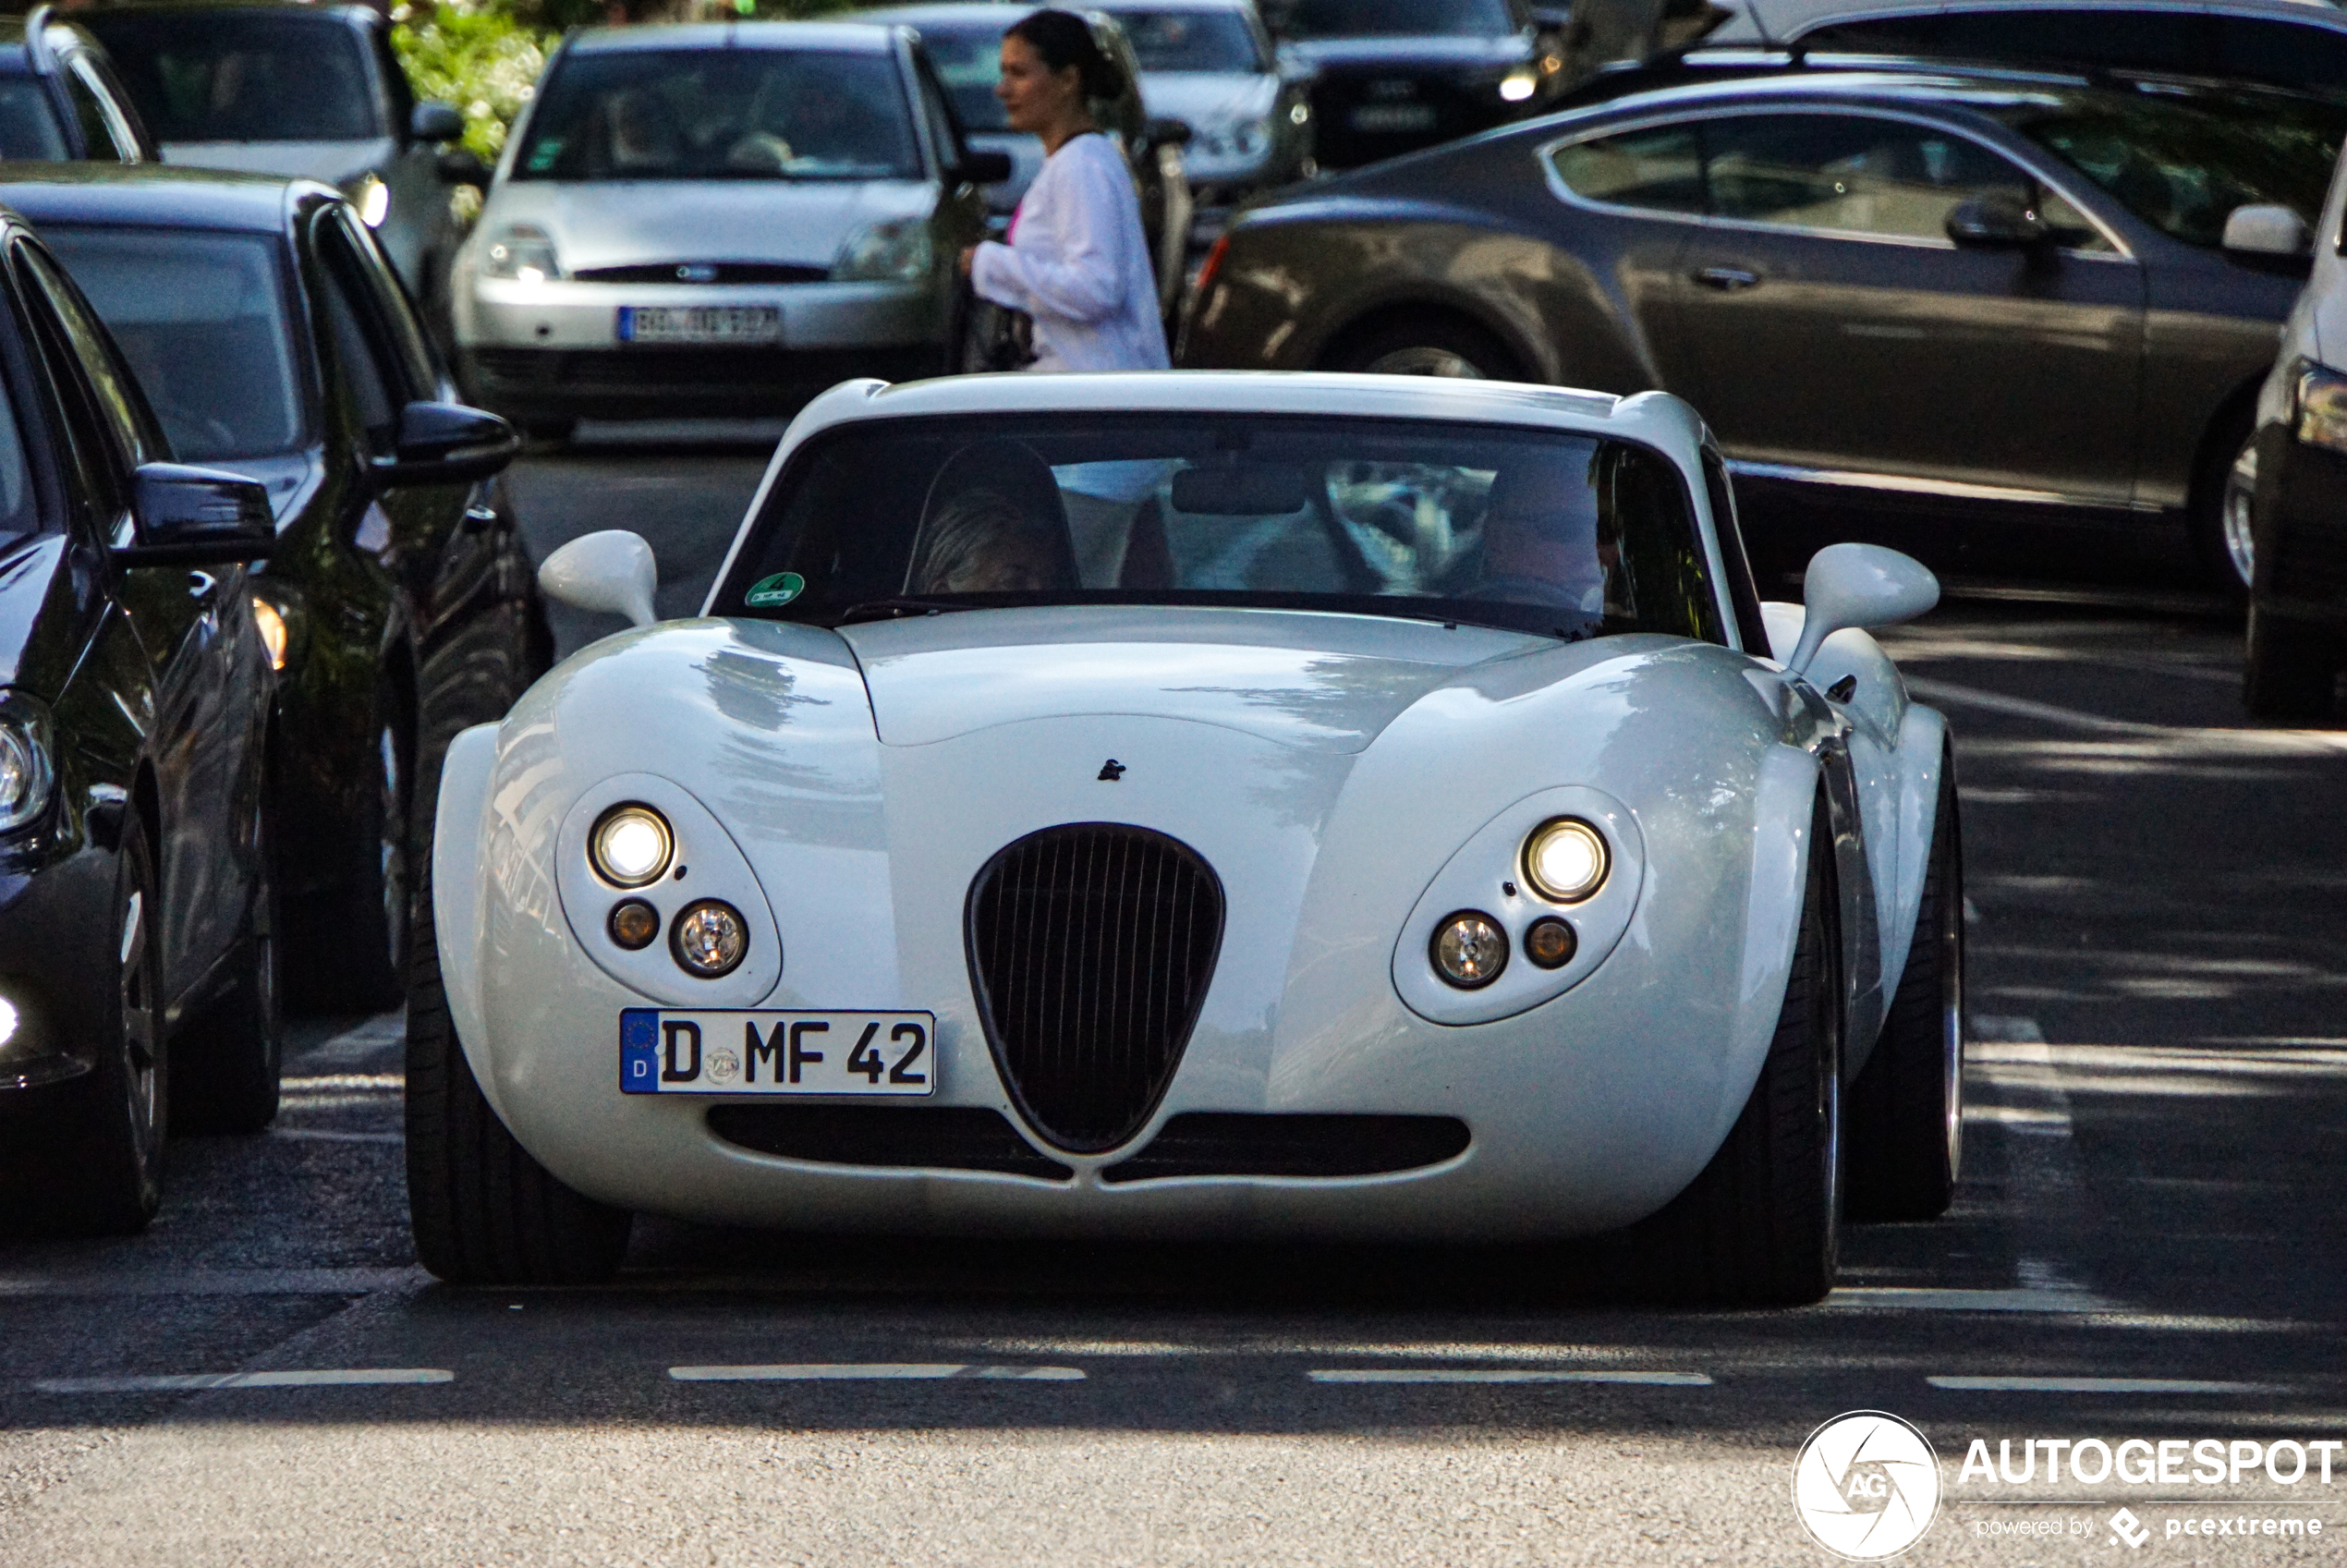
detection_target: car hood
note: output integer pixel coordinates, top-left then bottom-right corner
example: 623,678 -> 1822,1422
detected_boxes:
836,605 -> 1553,753
477,179 -> 938,271
1283,34 -> 1531,71
161,139 -> 392,186
1139,72 -> 1279,132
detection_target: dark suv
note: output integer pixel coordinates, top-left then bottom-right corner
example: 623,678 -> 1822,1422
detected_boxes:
0,6 -> 157,164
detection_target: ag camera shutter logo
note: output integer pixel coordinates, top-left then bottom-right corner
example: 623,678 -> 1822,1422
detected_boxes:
1793,1411 -> 1942,1559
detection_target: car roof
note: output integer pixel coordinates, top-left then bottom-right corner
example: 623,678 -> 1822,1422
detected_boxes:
1550,61 -> 2297,119
567,19 -> 905,55
0,163 -> 322,234
1702,0 -> 2347,49
74,1 -> 373,20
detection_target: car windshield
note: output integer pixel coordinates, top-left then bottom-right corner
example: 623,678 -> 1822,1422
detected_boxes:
517,48 -> 919,180
1279,0 -> 1516,40
1107,9 -> 1265,72
0,77 -> 66,159
913,22 -> 1013,132
1998,91 -> 2346,249
81,13 -> 378,142
42,226 -> 305,462
719,414 -> 1722,644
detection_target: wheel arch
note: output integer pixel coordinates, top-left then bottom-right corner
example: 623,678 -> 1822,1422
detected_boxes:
1314,295 -> 1546,383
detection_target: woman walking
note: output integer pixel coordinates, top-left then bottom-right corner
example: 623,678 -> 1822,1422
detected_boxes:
963,9 -> 1169,372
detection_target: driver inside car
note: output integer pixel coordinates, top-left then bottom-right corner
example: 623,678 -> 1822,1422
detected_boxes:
907,442 -> 1081,594
1470,451 -> 1612,616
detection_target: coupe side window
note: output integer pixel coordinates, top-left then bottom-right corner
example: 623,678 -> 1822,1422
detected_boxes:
1703,114 -> 2111,250
16,244 -> 163,471
314,207 -> 434,444
1550,125 -> 1703,213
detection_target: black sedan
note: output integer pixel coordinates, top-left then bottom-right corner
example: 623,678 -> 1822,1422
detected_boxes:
1181,67 -> 2342,589
0,206 -> 278,1230
0,166 -> 534,1012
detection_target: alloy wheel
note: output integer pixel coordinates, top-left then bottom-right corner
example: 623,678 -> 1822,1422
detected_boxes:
119,886 -> 160,1159
2220,439 -> 2257,590
1364,346 -> 1487,379
378,724 -> 407,979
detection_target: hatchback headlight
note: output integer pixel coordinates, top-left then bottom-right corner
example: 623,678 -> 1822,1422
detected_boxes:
1499,68 -> 1539,103
2295,360 -> 2347,454
1523,818 -> 1609,904
483,225 -> 561,284
0,695 -> 55,835
350,173 -> 391,228
833,219 -> 932,283
590,804 -> 673,888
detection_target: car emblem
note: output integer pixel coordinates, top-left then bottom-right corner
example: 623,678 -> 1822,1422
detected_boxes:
1097,759 -> 1126,781
676,263 -> 718,283
744,571 -> 804,608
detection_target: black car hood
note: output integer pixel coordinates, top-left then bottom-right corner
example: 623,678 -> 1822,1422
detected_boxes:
1285,34 -> 1531,70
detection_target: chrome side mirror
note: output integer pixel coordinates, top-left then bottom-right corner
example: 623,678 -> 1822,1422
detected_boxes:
540,529 -> 657,628
1784,543 -> 1939,677
2222,203 -> 2311,258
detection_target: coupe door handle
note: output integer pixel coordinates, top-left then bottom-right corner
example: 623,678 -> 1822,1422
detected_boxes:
1694,265 -> 1762,291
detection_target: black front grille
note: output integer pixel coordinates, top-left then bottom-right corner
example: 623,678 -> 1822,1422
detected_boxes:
706,1104 -> 1072,1180
1308,68 -> 1510,169
571,261 -> 829,285
1101,1113 -> 1471,1183
967,824 -> 1224,1153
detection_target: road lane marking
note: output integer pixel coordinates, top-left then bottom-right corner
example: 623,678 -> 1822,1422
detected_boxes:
1928,1377 -> 2282,1395
1831,1287 -> 2112,1313
0,1268 -> 422,1297
669,1364 -> 1085,1382
1307,1368 -> 1711,1386
272,1128 -> 402,1144
34,1368 -> 452,1392
299,1012 -> 405,1067
1904,675 -> 2347,755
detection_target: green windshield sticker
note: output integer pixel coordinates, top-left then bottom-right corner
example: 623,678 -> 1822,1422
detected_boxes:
745,571 -> 805,608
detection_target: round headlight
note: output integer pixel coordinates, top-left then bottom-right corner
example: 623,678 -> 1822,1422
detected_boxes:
1431,910 -> 1507,989
590,804 -> 673,888
672,899 -> 748,978
0,706 -> 55,834
1523,818 -> 1609,905
608,898 -> 660,951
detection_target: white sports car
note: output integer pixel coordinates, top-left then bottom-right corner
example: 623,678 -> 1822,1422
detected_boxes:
413,371 -> 1964,1304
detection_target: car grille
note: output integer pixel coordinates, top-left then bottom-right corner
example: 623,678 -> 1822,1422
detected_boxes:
1308,67 -> 1508,169
967,824 -> 1224,1153
1100,1112 -> 1471,1183
705,1104 -> 1073,1180
570,261 -> 829,285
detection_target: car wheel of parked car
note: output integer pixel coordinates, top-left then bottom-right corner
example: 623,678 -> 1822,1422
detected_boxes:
58,813 -> 168,1235
2244,604 -> 2340,720
335,699 -> 412,1013
1638,796 -> 1842,1305
170,798 -> 284,1135
1846,752 -> 1963,1221
1332,314 -> 1520,382
2195,411 -> 2258,597
407,843 -> 633,1285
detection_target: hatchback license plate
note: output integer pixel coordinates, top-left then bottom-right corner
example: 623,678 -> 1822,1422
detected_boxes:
621,1008 -> 934,1096
1350,104 -> 1436,133
616,305 -> 782,346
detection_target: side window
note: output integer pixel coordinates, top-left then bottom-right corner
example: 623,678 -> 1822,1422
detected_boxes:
75,55 -> 146,159
371,23 -> 414,140
910,54 -> 964,171
313,224 -> 400,444
1700,450 -> 1770,658
12,242 -> 135,518
2216,18 -> 2347,96
16,242 -> 161,474
58,56 -> 117,160
1550,125 -> 1703,213
325,207 -> 435,391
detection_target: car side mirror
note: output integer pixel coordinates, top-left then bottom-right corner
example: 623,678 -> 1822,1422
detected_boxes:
410,101 -> 466,144
540,529 -> 658,628
1783,542 -> 1939,678
119,462 -> 274,565
370,401 -> 518,487
1945,191 -> 2049,249
1143,116 -> 1194,151
437,147 -> 490,189
955,149 -> 1015,185
2222,202 -> 2311,258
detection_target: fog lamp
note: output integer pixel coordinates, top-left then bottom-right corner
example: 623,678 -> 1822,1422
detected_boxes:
608,899 -> 660,951
590,804 -> 673,888
250,596 -> 288,672
672,899 -> 748,978
1523,818 -> 1608,904
1431,911 -> 1507,989
1524,917 -> 1575,970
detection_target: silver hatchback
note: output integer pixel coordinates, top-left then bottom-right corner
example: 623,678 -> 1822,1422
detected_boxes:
452,21 -> 998,438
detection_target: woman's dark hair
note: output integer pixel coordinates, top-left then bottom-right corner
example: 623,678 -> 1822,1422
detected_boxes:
1005,8 -> 1125,100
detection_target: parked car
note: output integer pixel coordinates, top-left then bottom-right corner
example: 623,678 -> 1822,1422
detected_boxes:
854,6 -> 1197,314
1092,0 -> 1316,210
1259,0 -> 1571,170
0,6 -> 156,164
2,165 -> 534,1013
416,371 -> 1964,1298
1180,67 -> 2344,590
453,21 -> 1005,439
0,205 -> 279,1228
79,2 -> 481,324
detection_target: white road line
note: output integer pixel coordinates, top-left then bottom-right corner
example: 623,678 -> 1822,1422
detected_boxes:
0,1268 -> 422,1297
669,1363 -> 1085,1382
272,1127 -> 402,1144
1972,1015 -> 2046,1045
1830,1287 -> 2113,1314
1905,675 -> 2347,756
298,1012 -> 406,1068
34,1368 -> 452,1393
1928,1376 -> 2282,1395
1307,1368 -> 1712,1386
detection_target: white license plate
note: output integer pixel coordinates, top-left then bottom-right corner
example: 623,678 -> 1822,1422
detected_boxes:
616,305 -> 782,346
1350,104 -> 1436,133
621,1008 -> 933,1096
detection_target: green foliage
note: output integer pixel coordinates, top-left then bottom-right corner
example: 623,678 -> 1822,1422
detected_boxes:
392,5 -> 556,162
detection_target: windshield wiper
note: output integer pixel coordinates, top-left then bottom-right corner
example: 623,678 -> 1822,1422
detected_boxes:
832,596 -> 975,626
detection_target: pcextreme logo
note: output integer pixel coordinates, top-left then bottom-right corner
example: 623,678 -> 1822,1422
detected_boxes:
1793,1411 -> 1944,1560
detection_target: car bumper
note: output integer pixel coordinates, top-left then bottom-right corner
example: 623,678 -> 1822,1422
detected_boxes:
2254,422 -> 2347,626
457,276 -> 939,352
0,846 -> 120,1097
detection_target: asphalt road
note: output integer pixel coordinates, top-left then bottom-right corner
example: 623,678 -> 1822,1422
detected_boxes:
1,431 -> 2342,1566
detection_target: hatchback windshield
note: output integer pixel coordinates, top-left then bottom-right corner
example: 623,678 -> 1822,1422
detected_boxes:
0,78 -> 66,159
719,415 -> 1721,644
1279,0 -> 1516,40
43,226 -> 304,462
1106,9 -> 1265,72
517,49 -> 918,180
913,23 -> 1013,132
83,14 -> 377,142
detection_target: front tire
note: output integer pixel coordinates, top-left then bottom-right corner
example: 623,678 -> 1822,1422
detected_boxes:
55,813 -> 168,1234
330,697 -> 413,1014
406,837 -> 632,1285
2193,409 -> 2257,598
1846,749 -> 1964,1221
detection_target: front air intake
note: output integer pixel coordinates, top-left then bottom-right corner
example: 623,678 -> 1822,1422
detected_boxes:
966,823 -> 1224,1153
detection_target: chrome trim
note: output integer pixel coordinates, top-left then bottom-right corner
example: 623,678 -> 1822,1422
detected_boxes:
1535,103 -> 2135,261
1728,458 -> 2122,509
